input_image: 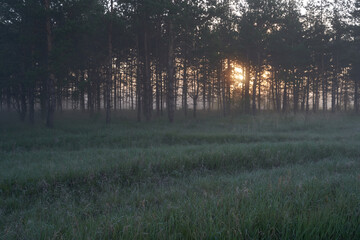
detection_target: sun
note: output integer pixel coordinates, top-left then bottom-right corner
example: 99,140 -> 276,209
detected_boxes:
233,66 -> 244,88
262,70 -> 270,79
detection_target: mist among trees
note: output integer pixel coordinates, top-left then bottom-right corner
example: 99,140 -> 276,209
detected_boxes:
1,0 -> 360,126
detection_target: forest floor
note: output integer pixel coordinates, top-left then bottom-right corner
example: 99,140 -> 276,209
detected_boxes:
1,111 -> 360,239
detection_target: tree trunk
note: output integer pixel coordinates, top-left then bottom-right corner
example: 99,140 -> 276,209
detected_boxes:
0,90 -> 2,111
222,60 -> 226,116
130,58 -> 134,110
114,66 -> 117,111
28,86 -> 34,124
301,77 -> 305,112
252,68 -> 257,114
119,72 -> 122,110
143,30 -> 152,121
156,64 -> 160,116
208,73 -> 212,111
45,0 -> 55,128
106,0 -> 113,124
275,71 -> 281,112
136,36 -> 142,122
160,71 -> 163,116
344,77 -> 348,111
270,70 -> 276,110
331,57 -> 338,113
282,75 -> 287,113
306,74 -> 310,113
202,60 -> 207,111
57,87 -> 62,112
244,58 -> 250,114
293,70 -> 299,114
314,76 -> 319,112
258,74 -> 261,111
193,71 -> 199,118
322,78 -> 327,112
19,84 -> 27,122
217,63 -> 222,112
167,19 -> 175,123
88,70 -> 94,115
79,71 -> 85,112
183,58 -> 188,117
6,87 -> 11,112
96,73 -> 101,112
355,77 -> 359,113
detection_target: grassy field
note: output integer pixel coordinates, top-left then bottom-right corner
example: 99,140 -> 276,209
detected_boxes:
1,111 -> 360,239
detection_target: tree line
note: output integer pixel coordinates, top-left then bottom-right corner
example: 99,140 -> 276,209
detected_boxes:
1,0 -> 360,126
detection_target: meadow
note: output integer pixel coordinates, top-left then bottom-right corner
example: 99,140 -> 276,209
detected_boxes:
1,111 -> 360,239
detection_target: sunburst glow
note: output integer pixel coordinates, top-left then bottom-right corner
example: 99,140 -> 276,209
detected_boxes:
233,66 -> 244,88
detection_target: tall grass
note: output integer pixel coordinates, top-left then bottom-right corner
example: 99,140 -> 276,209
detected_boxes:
1,112 -> 360,239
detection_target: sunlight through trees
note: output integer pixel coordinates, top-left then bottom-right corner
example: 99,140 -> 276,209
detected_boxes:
1,0 -> 359,126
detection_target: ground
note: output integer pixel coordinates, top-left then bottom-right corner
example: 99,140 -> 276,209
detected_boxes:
0,111 -> 360,239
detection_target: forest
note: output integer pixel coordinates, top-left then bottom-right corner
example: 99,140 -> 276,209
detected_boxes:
1,0 -> 360,126
1,0 -> 360,239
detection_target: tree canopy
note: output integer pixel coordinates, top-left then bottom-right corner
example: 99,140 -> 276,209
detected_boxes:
1,0 -> 359,126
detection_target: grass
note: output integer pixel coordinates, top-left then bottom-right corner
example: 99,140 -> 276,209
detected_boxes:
1,111 -> 360,239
